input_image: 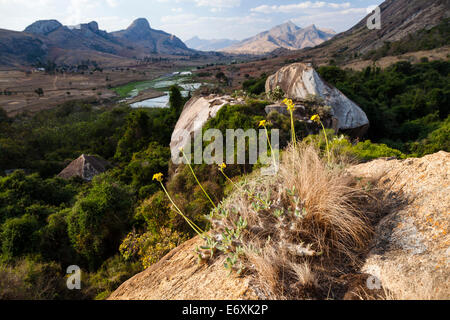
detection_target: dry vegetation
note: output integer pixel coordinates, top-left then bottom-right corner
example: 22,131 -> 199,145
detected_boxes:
205,144 -> 389,299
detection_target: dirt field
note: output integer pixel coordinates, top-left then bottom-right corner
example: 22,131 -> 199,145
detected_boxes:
0,63 -> 173,116
0,55 -> 229,116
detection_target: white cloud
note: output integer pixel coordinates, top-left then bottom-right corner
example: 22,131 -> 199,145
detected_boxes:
160,13 -> 271,40
156,0 -> 240,9
291,7 -> 367,31
251,1 -> 351,14
195,0 -> 240,8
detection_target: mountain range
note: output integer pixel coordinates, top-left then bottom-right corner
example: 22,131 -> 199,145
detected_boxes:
185,36 -> 240,51
220,22 -> 336,55
0,18 -> 193,67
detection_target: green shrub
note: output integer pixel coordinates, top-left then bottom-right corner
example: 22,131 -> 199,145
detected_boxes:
304,133 -> 405,161
1,215 -> 40,259
123,142 -> 170,199
0,258 -> 80,300
318,60 -> 450,156
120,227 -> 188,269
243,74 -> 268,95
67,174 -> 133,269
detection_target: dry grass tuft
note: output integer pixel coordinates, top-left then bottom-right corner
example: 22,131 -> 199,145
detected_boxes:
278,144 -> 373,260
207,143 -> 377,299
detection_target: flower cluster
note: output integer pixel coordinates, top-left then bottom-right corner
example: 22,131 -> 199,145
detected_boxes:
311,114 -> 321,123
283,98 -> 295,112
152,173 -> 163,182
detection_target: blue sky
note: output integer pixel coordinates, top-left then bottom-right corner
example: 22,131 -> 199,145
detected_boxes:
0,0 -> 384,41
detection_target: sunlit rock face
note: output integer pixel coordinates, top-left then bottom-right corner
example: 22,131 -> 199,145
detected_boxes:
170,95 -> 244,162
348,151 -> 450,300
266,63 -> 369,131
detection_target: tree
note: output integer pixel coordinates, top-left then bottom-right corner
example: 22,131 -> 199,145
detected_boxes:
35,88 -> 44,97
67,174 -> 133,269
0,107 -> 7,123
114,110 -> 151,163
1,214 -> 40,259
123,142 -> 170,198
215,71 -> 228,83
168,85 -> 184,116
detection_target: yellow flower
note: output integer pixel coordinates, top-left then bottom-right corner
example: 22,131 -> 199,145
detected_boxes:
152,173 -> 163,182
259,120 -> 267,127
219,163 -> 227,170
311,114 -> 321,123
283,98 -> 295,112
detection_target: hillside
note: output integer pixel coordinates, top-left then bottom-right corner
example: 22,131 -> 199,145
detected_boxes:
0,29 -> 48,66
281,0 -> 450,65
111,18 -> 191,55
0,18 -> 194,67
221,22 -> 335,55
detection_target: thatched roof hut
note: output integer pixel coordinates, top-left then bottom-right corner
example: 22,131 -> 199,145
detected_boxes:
58,154 -> 109,181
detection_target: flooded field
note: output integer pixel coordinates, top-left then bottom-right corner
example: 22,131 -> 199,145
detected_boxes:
115,71 -> 203,108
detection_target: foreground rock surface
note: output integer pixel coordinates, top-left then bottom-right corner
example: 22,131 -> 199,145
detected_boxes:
110,152 -> 449,300
349,151 -> 450,299
265,63 -> 369,131
108,237 -> 257,300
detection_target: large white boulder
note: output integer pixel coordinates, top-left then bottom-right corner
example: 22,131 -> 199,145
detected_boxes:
170,95 -> 242,162
265,63 -> 369,130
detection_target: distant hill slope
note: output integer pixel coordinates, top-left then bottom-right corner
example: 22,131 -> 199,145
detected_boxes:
185,36 -> 239,51
282,0 -> 450,65
220,22 -> 336,55
0,29 -> 48,66
0,18 -> 194,67
111,18 -> 191,55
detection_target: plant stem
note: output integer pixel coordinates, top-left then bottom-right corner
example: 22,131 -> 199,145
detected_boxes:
160,182 -> 205,237
181,151 -> 217,209
289,110 -> 297,148
263,125 -> 278,169
320,121 -> 331,164
220,170 -> 269,207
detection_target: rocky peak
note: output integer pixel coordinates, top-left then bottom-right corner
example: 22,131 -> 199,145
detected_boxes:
86,21 -> 99,33
303,24 -> 317,31
269,21 -> 300,35
128,18 -> 151,32
24,20 -> 62,36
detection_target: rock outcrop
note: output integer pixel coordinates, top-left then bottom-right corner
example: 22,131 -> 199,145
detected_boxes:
24,20 -> 62,36
58,154 -> 110,181
348,151 -> 450,299
110,151 -> 449,300
111,18 -> 191,55
170,95 -> 243,161
266,63 -> 369,131
109,237 -> 257,300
